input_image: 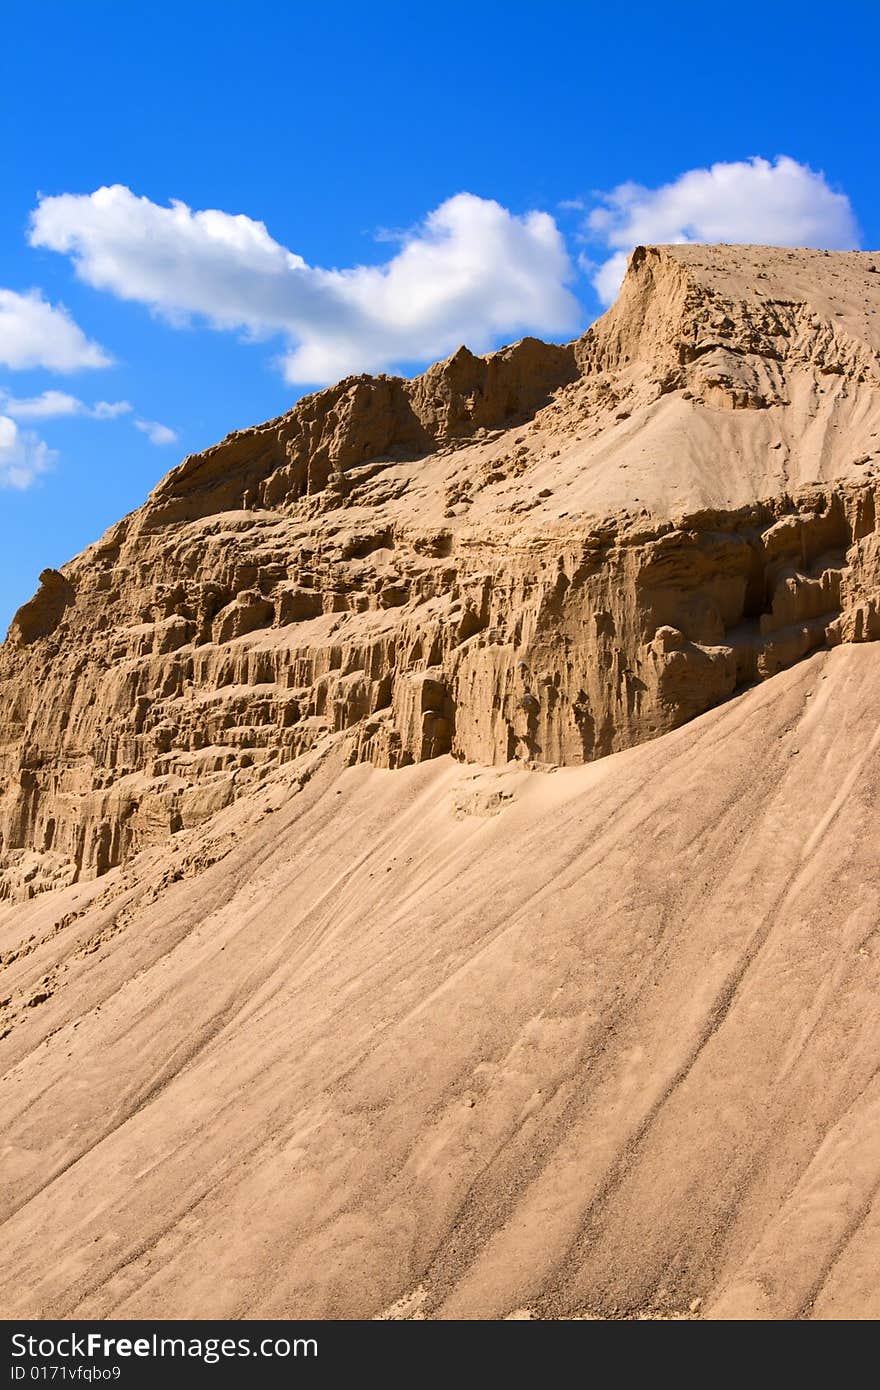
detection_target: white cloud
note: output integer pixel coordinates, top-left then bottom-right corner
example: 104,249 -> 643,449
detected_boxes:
0,389 -> 132,421
0,389 -> 82,419
29,185 -> 581,384
0,287 -> 111,371
0,388 -> 171,461
586,156 -> 860,304
92,399 -> 133,419
0,414 -> 57,489
134,417 -> 177,445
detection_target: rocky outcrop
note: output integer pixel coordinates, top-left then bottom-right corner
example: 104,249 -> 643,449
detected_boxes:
7,570 -> 75,647
145,336 -> 579,525
441,479 -> 879,765
1,244 -> 879,898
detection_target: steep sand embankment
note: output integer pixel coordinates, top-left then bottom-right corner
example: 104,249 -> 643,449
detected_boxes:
0,642 -> 878,1319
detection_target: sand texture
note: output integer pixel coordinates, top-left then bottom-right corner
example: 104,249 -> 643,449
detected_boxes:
1,243 -> 879,1317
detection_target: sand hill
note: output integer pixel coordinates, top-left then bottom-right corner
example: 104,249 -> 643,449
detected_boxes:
1,244 -> 879,1318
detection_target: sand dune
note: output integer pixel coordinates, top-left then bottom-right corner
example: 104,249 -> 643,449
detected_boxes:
1,642 -> 878,1318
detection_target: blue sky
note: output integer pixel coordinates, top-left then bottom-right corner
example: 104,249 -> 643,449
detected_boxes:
2,0 -> 878,631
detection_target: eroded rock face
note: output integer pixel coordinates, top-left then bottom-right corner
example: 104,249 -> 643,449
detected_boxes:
7,570 -> 75,647
2,243 -> 879,898
146,336 -> 580,525
438,480 -> 880,766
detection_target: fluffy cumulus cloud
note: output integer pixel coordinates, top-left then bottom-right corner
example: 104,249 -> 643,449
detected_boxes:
0,414 -> 57,489
0,287 -> 111,371
585,156 -> 860,304
0,389 -> 131,421
22,161 -> 861,389
29,185 -> 581,384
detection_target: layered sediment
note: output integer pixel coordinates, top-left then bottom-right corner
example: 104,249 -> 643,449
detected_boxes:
2,243 -> 879,898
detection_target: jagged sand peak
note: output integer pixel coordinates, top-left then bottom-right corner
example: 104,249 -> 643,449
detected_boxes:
102,242 -> 877,536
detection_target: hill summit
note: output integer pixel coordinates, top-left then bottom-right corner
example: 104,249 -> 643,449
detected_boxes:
2,243 -> 879,899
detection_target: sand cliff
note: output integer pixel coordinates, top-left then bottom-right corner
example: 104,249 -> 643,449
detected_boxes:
2,244 -> 879,899
1,244 -> 879,1318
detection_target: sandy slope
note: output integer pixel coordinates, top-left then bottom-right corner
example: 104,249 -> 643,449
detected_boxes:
1,641 -> 878,1320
